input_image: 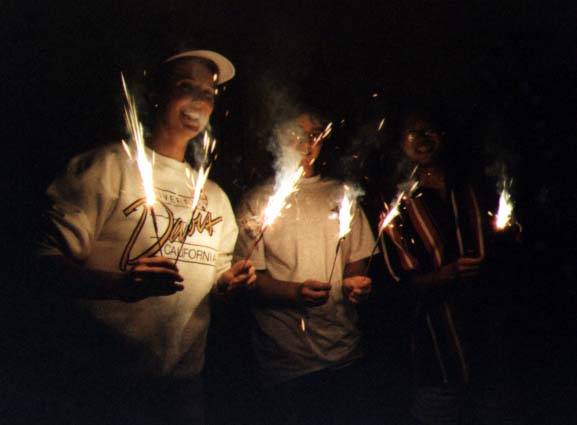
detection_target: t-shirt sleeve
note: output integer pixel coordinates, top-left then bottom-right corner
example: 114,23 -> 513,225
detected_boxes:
214,190 -> 238,280
36,148 -> 121,261
343,205 -> 377,264
234,192 -> 267,270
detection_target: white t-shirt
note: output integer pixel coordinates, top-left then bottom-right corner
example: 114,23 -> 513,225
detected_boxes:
37,143 -> 237,379
235,176 -> 376,385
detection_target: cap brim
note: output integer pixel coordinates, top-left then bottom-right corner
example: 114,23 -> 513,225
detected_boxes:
162,50 -> 235,85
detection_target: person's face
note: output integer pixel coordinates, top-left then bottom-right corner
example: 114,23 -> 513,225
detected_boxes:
288,113 -> 325,172
400,118 -> 443,166
157,59 -> 216,139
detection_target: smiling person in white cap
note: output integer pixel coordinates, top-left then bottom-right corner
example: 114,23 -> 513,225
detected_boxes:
35,50 -> 254,425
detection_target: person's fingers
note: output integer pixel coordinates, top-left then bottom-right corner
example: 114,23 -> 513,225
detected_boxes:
135,256 -> 180,270
134,267 -> 184,281
355,277 -> 372,288
302,287 -> 330,301
246,274 -> 257,287
306,280 -> 331,291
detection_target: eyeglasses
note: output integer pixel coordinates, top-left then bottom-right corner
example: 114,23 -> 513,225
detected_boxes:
285,129 -> 325,144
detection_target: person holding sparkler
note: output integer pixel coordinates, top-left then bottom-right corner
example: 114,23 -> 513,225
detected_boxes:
234,109 -> 376,425
379,109 -> 522,425
35,50 -> 255,425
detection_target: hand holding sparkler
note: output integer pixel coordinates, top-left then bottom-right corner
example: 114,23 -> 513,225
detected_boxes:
297,279 -> 332,307
342,275 -> 371,304
214,259 -> 257,301
121,256 -> 184,302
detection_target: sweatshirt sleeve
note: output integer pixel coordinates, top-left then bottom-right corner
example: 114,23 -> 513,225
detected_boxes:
36,147 -> 122,261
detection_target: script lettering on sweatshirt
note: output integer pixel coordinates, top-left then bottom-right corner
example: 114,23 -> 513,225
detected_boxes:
119,191 -> 223,271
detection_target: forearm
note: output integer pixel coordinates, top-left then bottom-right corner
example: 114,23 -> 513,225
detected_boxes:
36,255 -> 127,300
343,258 -> 368,278
406,265 -> 455,292
253,270 -> 301,307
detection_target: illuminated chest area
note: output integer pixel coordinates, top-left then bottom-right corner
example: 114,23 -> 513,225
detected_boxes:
98,163 -> 224,272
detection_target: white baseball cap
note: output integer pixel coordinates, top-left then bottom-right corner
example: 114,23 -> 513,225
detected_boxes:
162,50 -> 235,84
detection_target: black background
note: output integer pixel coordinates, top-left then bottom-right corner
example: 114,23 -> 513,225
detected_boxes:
3,1 -> 576,423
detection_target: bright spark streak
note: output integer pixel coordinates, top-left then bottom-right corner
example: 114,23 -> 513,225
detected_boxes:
262,166 -> 305,229
495,180 -> 514,230
186,131 -> 217,212
311,121 -> 333,149
379,180 -> 419,234
121,73 -> 155,207
378,118 -> 385,132
338,185 -> 356,239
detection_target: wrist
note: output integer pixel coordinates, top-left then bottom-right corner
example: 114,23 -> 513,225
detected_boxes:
295,282 -> 305,306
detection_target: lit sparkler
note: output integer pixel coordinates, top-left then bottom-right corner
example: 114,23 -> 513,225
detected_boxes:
174,131 -> 218,265
243,164 -> 305,261
120,73 -> 160,241
243,121 -> 333,261
494,177 -> 514,231
327,185 -> 356,284
365,166 -> 419,273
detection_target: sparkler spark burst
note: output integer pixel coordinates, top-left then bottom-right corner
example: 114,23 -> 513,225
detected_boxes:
121,73 -> 156,207
262,165 -> 305,229
495,179 -> 514,230
379,179 -> 419,234
185,132 -> 217,212
338,185 -> 356,239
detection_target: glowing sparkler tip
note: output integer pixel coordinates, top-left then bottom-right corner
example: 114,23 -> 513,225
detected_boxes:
337,186 -> 356,239
495,188 -> 514,229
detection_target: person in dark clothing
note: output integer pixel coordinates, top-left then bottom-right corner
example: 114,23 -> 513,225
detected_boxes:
380,110 -> 523,425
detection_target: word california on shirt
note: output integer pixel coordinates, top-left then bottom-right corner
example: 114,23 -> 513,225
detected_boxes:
37,143 -> 237,378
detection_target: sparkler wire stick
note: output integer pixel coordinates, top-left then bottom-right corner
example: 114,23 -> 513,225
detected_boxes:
327,238 -> 344,284
243,229 -> 265,263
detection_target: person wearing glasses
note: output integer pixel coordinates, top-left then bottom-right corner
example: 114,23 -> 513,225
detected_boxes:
235,108 -> 375,425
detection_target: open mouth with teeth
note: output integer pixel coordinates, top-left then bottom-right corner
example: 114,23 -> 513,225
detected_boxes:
181,110 -> 203,129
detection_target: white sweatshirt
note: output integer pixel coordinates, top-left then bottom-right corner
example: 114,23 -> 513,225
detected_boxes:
38,143 -> 237,378
235,176 -> 375,385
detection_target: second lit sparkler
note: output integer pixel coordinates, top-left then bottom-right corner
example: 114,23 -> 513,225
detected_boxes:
174,131 -> 218,265
327,185 -> 357,284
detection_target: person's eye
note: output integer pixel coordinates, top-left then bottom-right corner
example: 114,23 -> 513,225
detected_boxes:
203,91 -> 215,101
176,82 -> 194,93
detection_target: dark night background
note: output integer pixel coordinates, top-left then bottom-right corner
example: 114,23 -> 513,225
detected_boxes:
2,1 -> 576,424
